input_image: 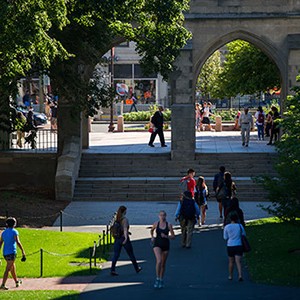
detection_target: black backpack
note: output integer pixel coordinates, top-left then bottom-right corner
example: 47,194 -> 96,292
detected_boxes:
110,221 -> 123,239
180,198 -> 196,220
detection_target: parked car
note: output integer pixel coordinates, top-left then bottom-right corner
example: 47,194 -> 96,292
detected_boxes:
17,107 -> 47,126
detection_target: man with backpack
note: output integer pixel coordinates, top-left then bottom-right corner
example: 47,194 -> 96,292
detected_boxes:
180,169 -> 196,198
213,166 -> 226,218
175,191 -> 200,248
255,106 -> 265,141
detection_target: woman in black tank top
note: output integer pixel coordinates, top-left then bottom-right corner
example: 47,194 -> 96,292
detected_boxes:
150,210 -> 175,289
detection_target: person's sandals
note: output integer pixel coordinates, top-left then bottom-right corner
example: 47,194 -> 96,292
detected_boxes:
16,280 -> 22,287
0,284 -> 8,290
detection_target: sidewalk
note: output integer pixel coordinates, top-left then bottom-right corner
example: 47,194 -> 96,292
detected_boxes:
79,227 -> 300,300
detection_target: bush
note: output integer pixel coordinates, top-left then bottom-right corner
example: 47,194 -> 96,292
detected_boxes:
123,108 -> 171,122
259,76 -> 300,222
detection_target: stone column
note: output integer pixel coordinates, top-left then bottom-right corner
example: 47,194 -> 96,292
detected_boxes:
81,116 -> 89,149
170,48 -> 195,160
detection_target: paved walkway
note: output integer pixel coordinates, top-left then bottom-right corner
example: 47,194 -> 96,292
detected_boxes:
88,125 -> 276,154
79,227 -> 300,300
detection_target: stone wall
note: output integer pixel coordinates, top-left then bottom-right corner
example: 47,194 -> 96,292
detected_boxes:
0,152 -> 57,192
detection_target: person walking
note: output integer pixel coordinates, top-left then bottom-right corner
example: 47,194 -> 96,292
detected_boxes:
238,107 -> 254,147
224,197 -> 245,228
15,112 -> 26,148
213,166 -> 226,218
195,176 -> 209,226
201,102 -> 214,131
267,106 -> 280,145
195,103 -> 202,132
175,191 -> 200,248
265,110 -> 273,137
216,171 -> 236,218
254,106 -> 265,141
180,169 -> 196,198
129,94 -> 138,113
0,217 -> 26,290
110,206 -> 142,276
150,210 -> 175,289
148,106 -> 167,147
223,214 -> 246,281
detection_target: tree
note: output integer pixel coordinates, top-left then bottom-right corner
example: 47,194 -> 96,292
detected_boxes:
217,40 -> 281,98
196,50 -> 223,99
259,77 -> 300,222
0,0 -> 69,144
49,0 -> 192,116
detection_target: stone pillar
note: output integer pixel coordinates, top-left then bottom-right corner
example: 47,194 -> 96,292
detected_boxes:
58,104 -> 82,156
81,116 -> 89,149
170,48 -> 195,160
215,116 -> 222,132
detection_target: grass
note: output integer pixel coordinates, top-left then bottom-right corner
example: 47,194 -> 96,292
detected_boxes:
0,290 -> 79,300
245,218 -> 300,287
0,229 -> 110,278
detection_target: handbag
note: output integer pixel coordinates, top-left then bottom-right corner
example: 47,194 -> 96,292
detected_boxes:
240,224 -> 251,253
148,127 -> 154,133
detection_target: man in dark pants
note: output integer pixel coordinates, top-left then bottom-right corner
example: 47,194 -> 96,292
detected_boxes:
148,106 -> 167,147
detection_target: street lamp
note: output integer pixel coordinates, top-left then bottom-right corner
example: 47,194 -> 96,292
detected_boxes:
108,47 -> 115,132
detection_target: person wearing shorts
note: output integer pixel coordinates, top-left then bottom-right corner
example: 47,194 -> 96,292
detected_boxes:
150,211 -> 175,289
223,214 -> 246,282
0,217 -> 26,290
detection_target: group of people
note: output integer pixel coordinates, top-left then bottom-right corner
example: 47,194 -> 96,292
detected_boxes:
110,165 -> 247,289
238,105 -> 280,147
195,102 -> 215,132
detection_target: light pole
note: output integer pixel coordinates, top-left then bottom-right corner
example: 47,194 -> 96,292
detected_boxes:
108,47 -> 115,132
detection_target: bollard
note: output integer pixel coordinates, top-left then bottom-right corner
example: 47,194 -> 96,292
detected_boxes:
60,211 -> 63,232
109,227 -> 112,245
40,249 -> 43,277
117,115 -> 124,132
89,247 -> 92,274
215,116 -> 222,132
102,230 -> 106,254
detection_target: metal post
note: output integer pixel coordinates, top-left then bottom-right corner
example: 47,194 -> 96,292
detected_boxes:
89,247 -> 92,274
94,241 -> 97,267
108,47 -> 115,132
60,211 -> 63,232
5,210 -> 8,218
40,249 -> 43,277
102,230 -> 106,254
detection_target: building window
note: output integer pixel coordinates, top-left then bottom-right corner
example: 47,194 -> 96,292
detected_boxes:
116,41 -> 130,48
110,64 -> 132,78
134,64 -> 157,79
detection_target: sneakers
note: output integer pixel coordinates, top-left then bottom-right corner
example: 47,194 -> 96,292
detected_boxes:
16,280 -> 22,288
154,278 -> 164,289
0,284 -> 8,290
110,271 -> 119,276
136,266 -> 142,274
148,144 -> 155,147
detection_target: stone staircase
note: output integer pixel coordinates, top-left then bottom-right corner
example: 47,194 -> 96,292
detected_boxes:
73,152 -> 277,202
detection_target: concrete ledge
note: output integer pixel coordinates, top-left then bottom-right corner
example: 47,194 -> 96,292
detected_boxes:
55,136 -> 81,201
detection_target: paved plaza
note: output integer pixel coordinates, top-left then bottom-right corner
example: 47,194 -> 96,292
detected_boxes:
88,124 -> 276,154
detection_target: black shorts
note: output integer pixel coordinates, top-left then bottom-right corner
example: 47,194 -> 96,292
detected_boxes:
202,117 -> 210,125
4,253 -> 16,261
227,246 -> 243,257
153,239 -> 170,252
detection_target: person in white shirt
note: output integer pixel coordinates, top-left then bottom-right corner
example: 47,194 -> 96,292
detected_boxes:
254,106 -> 266,141
238,107 -> 254,147
201,102 -> 214,131
223,214 -> 246,281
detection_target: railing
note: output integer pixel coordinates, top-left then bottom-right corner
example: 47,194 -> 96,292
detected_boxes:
1,129 -> 57,152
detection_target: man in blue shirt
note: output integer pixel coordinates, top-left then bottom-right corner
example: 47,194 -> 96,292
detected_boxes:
0,217 -> 26,290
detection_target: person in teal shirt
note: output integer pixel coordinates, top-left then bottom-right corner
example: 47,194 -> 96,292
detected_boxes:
0,217 -> 26,290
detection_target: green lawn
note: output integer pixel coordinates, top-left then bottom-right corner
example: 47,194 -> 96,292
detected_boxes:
0,290 -> 79,300
0,229 -> 109,278
246,218 -> 300,287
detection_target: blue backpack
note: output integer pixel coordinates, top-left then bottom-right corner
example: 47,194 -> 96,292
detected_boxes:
180,198 -> 196,220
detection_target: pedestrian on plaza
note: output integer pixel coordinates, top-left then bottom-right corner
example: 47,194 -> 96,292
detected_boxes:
213,166 -> 226,218
223,214 -> 246,282
267,106 -> 280,145
111,206 -> 142,276
216,171 -> 236,218
195,176 -> 209,226
22,91 -> 31,107
195,103 -> 202,132
201,102 -> 214,131
129,94 -> 138,113
150,210 -> 175,289
254,106 -> 265,141
224,197 -> 245,228
0,217 -> 26,290
50,100 -> 58,131
233,111 -> 241,130
175,191 -> 200,248
15,112 -> 26,148
265,110 -> 273,137
26,106 -> 36,130
180,169 -> 196,198
148,106 -> 167,147
238,107 -> 254,147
